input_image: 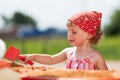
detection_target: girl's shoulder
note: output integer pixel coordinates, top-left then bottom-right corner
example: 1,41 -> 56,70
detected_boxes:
64,46 -> 75,52
63,47 -> 76,57
93,51 -> 104,59
91,51 -> 105,62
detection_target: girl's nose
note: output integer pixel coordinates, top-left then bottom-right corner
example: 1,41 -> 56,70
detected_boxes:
67,32 -> 71,38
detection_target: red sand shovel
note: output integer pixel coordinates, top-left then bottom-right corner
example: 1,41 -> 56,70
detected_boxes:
4,46 -> 33,65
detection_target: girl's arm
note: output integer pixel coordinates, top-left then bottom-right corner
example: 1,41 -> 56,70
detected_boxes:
95,52 -> 108,70
24,49 -> 67,65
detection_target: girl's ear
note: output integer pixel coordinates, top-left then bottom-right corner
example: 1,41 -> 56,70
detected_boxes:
87,34 -> 93,39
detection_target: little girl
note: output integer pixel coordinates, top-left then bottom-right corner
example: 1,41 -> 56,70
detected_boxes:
24,11 -> 108,70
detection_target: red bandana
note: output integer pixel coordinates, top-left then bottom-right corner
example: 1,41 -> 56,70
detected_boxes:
68,11 -> 102,36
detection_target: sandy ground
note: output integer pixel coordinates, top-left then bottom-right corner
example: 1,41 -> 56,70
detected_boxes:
33,60 -> 120,71
106,60 -> 120,70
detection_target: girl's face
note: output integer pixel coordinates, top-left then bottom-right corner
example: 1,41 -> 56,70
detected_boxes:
67,21 -> 88,46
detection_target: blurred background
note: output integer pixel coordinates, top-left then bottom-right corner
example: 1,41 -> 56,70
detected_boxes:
0,0 -> 120,60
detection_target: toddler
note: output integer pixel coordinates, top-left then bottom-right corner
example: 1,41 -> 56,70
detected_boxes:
24,11 -> 108,70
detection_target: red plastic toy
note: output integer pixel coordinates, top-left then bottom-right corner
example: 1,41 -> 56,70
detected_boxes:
4,46 -> 33,65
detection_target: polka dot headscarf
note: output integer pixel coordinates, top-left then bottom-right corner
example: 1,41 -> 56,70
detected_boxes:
68,11 -> 102,36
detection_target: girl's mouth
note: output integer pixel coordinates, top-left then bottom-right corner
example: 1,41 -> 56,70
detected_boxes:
69,39 -> 75,43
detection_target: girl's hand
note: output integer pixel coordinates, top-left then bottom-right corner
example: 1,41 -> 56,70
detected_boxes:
24,55 -> 34,65
19,55 -> 34,65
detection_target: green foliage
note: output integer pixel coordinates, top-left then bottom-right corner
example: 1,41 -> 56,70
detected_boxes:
2,12 -> 37,27
4,38 -> 69,55
104,9 -> 120,36
95,36 -> 120,60
4,36 -> 120,60
11,12 -> 36,26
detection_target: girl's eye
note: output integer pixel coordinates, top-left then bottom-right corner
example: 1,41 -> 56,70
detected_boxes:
72,32 -> 77,34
